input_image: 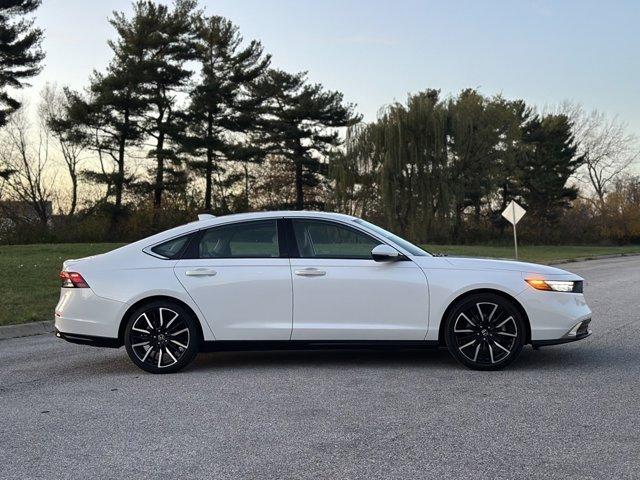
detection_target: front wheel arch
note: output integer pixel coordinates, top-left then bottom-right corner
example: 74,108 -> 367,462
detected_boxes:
118,295 -> 205,346
438,288 -> 531,347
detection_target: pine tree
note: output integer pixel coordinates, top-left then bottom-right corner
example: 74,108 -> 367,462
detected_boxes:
183,14 -> 270,212
109,0 -> 197,225
53,59 -> 146,216
0,0 -> 44,127
254,69 -> 360,210
517,113 -> 585,223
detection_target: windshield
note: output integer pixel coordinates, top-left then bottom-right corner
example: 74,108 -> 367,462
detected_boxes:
353,219 -> 430,257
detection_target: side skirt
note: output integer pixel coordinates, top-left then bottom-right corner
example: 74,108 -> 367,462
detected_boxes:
200,340 -> 440,353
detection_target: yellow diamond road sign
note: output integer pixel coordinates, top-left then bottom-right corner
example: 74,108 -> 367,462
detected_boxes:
501,200 -> 526,225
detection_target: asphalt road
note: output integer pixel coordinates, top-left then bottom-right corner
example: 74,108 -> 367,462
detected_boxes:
1,256 -> 639,479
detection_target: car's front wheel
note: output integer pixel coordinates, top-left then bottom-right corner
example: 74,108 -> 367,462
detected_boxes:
124,301 -> 200,374
444,293 -> 526,370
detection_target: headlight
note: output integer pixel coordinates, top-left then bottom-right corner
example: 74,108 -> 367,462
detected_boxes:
525,279 -> 583,293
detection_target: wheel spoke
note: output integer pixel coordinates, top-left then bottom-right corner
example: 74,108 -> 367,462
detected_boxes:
141,346 -> 153,362
157,348 -> 163,367
472,344 -> 480,362
132,326 -> 150,334
459,339 -> 477,350
488,343 -> 495,363
132,341 -> 150,347
454,328 -> 474,333
170,339 -> 188,349
493,340 -> 511,355
170,328 -> 188,337
486,303 -> 498,323
162,308 -> 179,329
459,312 -> 476,327
496,331 -> 517,337
165,347 -> 178,364
494,316 -> 514,329
140,313 -> 153,330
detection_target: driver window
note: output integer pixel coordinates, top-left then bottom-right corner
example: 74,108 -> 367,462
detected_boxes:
292,219 -> 382,259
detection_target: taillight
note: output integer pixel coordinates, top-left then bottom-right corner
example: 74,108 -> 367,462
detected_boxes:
59,271 -> 90,288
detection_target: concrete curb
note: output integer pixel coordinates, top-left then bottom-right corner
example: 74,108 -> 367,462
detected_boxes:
550,252 -> 640,265
0,320 -> 53,341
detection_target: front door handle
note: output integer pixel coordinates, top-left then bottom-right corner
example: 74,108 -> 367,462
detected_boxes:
294,268 -> 326,277
185,268 -> 217,277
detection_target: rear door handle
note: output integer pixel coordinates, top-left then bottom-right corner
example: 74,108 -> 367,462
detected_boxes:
294,268 -> 326,277
185,268 -> 217,277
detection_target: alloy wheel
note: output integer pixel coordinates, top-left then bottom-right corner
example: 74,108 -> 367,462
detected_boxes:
452,301 -> 518,365
129,307 -> 191,369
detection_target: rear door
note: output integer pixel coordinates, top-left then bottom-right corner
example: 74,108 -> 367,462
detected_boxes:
288,218 -> 429,340
174,219 -> 293,340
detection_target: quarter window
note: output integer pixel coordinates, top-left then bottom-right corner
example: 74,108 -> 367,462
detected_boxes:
197,220 -> 279,259
151,235 -> 190,259
292,219 -> 382,259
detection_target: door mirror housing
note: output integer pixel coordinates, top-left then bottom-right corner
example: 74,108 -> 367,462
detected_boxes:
371,244 -> 402,262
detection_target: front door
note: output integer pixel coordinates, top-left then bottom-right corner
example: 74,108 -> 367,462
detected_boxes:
174,219 -> 292,340
289,219 -> 429,340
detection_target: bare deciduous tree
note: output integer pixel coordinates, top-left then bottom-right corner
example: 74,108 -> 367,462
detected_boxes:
41,84 -> 89,215
559,101 -> 639,208
0,103 -> 55,224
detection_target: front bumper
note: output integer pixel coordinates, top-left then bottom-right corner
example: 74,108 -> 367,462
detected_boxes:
516,284 -> 592,341
531,318 -> 592,347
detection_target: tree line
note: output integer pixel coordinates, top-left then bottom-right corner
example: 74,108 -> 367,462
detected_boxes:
0,0 -> 638,245
333,90 -> 638,243
333,90 -> 584,243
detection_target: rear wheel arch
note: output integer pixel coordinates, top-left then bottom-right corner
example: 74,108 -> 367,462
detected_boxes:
438,288 -> 531,346
118,295 -> 205,346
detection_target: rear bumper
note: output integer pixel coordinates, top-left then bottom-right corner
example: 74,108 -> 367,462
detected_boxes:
54,288 -> 126,338
55,328 -> 121,348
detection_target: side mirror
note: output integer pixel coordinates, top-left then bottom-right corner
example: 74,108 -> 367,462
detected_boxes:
371,244 -> 402,262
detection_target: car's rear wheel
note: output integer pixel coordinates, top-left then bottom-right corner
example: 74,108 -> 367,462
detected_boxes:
124,301 -> 200,374
444,293 -> 525,370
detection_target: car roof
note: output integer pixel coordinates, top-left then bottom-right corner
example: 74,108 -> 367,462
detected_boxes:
196,210 -> 357,227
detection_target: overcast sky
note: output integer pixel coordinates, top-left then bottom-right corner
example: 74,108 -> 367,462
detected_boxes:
26,0 -> 640,133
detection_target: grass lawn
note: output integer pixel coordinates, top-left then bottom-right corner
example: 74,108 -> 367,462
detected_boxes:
1,242 -> 639,327
0,243 -> 124,327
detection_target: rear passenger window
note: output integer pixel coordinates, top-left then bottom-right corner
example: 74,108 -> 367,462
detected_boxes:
198,220 -> 279,259
151,235 -> 190,259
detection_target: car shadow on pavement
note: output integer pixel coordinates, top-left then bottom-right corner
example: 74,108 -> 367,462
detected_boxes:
57,340 -> 633,375
186,343 -> 615,373
191,347 -> 460,371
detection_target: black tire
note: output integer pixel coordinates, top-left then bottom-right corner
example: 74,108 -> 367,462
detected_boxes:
444,293 -> 525,371
124,300 -> 200,374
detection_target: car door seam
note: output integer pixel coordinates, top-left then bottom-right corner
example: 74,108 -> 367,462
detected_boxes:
172,264 -> 217,341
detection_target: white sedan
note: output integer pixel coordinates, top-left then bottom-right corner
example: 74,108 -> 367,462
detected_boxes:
55,211 -> 592,373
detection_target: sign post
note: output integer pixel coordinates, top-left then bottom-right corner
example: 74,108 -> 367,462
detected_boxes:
501,200 -> 526,260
